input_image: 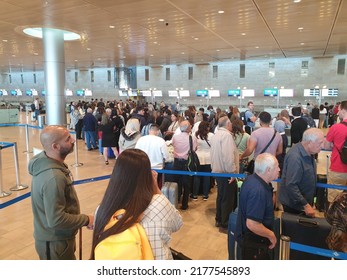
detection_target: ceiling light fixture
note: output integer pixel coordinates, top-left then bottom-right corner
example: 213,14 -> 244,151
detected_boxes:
293,0 -> 301,3
218,10 -> 224,14
22,27 -> 80,41
158,19 -> 165,22
241,33 -> 246,36
109,25 -> 115,29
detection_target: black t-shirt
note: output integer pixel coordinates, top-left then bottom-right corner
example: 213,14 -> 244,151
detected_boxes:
290,117 -> 308,144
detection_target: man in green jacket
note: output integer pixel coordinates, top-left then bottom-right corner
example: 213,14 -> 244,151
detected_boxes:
29,125 -> 93,260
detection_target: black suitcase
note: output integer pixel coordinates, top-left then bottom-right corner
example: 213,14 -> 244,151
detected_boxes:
316,174 -> 327,212
228,209 -> 280,260
281,212 -> 331,260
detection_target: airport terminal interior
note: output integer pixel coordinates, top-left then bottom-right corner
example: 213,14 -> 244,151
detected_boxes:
0,0 -> 346,260
0,112 -> 331,260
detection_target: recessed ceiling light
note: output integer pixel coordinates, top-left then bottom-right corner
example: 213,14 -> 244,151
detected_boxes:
34,52 -> 38,55
194,37 -> 199,40
2,39 -> 8,42
181,52 -> 185,55
255,46 -> 259,48
300,42 -> 305,45
218,10 -> 224,14
86,48 -> 91,51
117,45 -> 122,48
298,27 -> 304,30
150,54 -> 154,57
23,27 -> 80,41
241,33 -> 246,36
158,19 -> 165,22
294,0 -> 301,3
216,49 -> 220,52
109,25 -> 115,29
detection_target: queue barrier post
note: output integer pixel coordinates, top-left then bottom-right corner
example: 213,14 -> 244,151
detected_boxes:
280,235 -> 291,260
23,124 -> 32,154
71,134 -> 83,167
0,145 -> 12,198
10,142 -> 29,191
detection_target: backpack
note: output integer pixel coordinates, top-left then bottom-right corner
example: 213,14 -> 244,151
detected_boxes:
338,122 -> 347,164
240,110 -> 249,126
30,103 -> 35,111
94,209 -> 154,260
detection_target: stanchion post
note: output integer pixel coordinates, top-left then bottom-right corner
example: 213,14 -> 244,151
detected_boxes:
10,142 -> 29,191
23,124 -> 32,154
71,135 -> 83,167
280,235 -> 291,260
0,145 -> 12,198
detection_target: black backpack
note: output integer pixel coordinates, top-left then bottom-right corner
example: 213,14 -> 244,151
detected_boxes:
240,110 -> 249,126
339,122 -> 347,164
30,103 -> 35,111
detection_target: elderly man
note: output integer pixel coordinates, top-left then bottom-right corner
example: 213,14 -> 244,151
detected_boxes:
279,128 -> 324,217
28,125 -> 94,260
235,153 -> 280,259
210,116 -> 239,230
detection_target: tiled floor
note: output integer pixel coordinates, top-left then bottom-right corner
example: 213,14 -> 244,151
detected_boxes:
0,112 -> 330,260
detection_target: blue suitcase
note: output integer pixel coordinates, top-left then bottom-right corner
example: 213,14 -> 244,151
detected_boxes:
161,182 -> 178,208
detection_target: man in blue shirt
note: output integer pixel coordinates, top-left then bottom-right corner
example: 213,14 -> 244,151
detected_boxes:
245,101 -> 257,134
279,128 -> 324,217
236,153 -> 279,259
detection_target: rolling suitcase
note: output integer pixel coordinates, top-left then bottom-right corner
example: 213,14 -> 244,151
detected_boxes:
161,182 -> 178,208
281,212 -> 331,260
315,154 -> 330,212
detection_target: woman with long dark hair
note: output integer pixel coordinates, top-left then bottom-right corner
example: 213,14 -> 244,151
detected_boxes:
191,121 -> 214,200
231,119 -> 251,173
91,149 -> 182,260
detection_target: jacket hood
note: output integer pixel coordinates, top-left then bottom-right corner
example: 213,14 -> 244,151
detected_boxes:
120,127 -> 140,140
28,152 -> 69,177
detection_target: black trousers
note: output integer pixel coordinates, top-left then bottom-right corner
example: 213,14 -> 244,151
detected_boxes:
173,158 -> 191,209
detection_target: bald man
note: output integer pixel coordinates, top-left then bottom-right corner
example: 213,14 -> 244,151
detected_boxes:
28,125 -> 93,260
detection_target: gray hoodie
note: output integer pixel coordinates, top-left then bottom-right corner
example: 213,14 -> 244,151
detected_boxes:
28,152 -> 88,241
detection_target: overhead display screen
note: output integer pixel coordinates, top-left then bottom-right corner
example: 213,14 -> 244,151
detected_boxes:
263,88 -> 278,96
142,90 -> 152,97
304,88 -> 320,96
279,89 -> 294,97
179,90 -> 190,97
76,89 -> 85,96
242,89 -> 255,97
168,90 -> 178,97
196,90 -> 208,97
228,89 -> 241,97
321,88 -> 338,97
84,89 -> 92,96
65,89 -> 73,96
208,90 -> 220,97
119,90 -> 128,97
152,90 -> 163,97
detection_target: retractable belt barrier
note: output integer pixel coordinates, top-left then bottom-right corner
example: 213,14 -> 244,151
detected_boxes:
1,168 -> 346,259
1,123 -> 347,259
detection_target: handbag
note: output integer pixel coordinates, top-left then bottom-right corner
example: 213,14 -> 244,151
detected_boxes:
186,135 -> 200,172
170,248 -> 192,260
246,129 -> 277,174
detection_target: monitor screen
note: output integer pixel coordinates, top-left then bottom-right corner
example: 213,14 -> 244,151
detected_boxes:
76,89 -> 85,96
279,89 -> 294,97
32,89 -> 38,96
228,89 -> 241,97
84,89 -> 92,96
196,90 -> 208,97
128,90 -> 137,96
179,90 -> 190,97
142,90 -> 152,97
321,88 -> 338,97
153,90 -> 163,97
10,90 -> 17,96
168,90 -> 178,97
0,90 -> 2,96
263,88 -> 278,97
26,90 -> 32,96
208,90 -> 220,97
242,89 -> 255,97
119,90 -> 128,97
16,89 -> 22,96
41,90 -> 46,96
0,89 -> 8,96
65,89 -> 73,96
304,88 -> 320,96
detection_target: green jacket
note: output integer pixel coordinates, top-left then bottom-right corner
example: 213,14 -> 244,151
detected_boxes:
28,152 -> 88,241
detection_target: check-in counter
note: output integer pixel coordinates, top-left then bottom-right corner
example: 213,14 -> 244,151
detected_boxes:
0,108 -> 19,123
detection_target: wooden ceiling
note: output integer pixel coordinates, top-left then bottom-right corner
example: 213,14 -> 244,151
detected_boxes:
0,0 -> 346,73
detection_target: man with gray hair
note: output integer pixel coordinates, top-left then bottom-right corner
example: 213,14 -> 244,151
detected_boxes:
279,128 -> 324,217
172,120 -> 196,210
210,116 -> 239,230
235,153 -> 279,259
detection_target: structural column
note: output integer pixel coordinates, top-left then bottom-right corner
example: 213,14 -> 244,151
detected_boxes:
42,28 -> 66,125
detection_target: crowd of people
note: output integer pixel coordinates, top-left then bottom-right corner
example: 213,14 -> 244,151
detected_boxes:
28,98 -> 347,260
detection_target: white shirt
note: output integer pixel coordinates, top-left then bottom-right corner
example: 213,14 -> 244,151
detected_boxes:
135,134 -> 169,169
192,132 -> 214,165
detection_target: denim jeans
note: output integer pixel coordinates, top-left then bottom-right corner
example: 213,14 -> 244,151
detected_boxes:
85,130 -> 98,149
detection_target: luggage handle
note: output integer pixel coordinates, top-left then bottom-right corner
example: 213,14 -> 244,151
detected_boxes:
297,218 -> 318,227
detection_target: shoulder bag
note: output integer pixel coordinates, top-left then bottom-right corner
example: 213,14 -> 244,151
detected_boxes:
186,135 -> 200,172
246,129 -> 277,174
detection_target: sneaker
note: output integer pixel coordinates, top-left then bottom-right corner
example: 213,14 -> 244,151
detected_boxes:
203,196 -> 209,201
190,195 -> 198,201
105,161 -> 109,165
88,148 -> 93,151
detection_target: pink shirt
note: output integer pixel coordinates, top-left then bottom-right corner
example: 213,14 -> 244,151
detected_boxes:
172,132 -> 196,160
326,119 -> 347,173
